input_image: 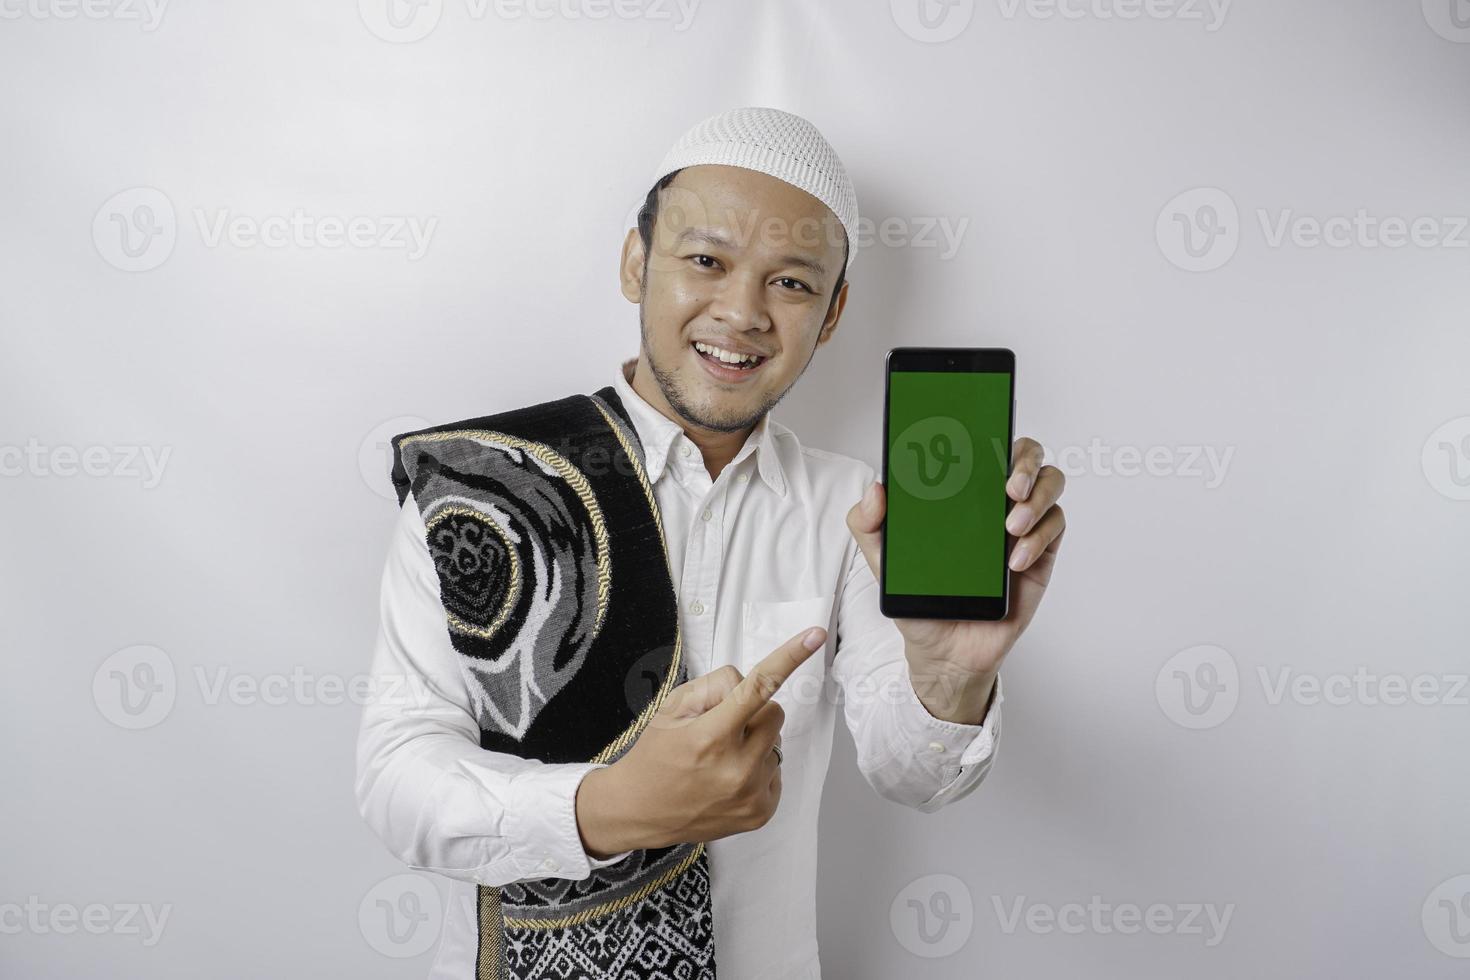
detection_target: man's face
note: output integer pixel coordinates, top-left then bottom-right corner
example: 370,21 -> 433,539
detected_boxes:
620,164 -> 849,434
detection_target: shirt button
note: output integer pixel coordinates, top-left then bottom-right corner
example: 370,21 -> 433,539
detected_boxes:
541,858 -> 559,871
691,600 -> 705,615
737,473 -> 749,483
927,741 -> 946,754
680,444 -> 692,458
701,508 -> 712,521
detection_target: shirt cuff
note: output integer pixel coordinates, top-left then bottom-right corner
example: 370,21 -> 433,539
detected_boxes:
891,672 -> 1003,772
499,761 -> 635,880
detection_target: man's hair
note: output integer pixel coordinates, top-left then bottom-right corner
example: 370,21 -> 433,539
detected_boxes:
636,169 -> 848,319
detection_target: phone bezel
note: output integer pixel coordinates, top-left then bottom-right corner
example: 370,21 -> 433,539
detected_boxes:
879,346 -> 1016,622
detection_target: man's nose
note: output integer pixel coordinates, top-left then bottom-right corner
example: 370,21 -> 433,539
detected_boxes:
708,272 -> 772,333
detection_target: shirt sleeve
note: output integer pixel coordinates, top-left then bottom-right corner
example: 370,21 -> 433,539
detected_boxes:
354,491 -> 635,886
828,466 -> 1004,813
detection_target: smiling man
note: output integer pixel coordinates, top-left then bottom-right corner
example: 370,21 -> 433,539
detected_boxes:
357,107 -> 1067,980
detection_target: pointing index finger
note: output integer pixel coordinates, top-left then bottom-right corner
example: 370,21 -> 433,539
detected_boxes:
710,627 -> 826,730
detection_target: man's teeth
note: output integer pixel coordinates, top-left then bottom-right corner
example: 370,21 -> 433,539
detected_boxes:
694,341 -> 763,367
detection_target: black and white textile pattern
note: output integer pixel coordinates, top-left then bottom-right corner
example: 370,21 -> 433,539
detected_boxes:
390,386 -> 717,980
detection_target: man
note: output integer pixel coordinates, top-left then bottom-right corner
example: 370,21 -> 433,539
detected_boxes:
356,106 -> 1067,979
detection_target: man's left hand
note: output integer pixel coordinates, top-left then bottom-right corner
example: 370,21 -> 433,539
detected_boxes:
845,437 -> 1067,724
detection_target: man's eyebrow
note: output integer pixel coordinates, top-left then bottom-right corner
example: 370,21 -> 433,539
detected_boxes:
674,228 -> 828,279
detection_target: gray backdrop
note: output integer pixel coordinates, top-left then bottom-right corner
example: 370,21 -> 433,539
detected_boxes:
3,0 -> 1468,976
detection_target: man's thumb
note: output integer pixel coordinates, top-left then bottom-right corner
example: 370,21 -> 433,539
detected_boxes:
846,480 -> 884,579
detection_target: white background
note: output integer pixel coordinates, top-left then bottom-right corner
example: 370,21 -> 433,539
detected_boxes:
3,0 -> 1469,976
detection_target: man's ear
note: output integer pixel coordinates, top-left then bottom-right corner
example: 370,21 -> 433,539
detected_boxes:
815,278 -> 849,347
619,228 -> 645,304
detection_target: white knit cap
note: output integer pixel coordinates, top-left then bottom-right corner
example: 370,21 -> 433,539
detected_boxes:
650,106 -> 859,276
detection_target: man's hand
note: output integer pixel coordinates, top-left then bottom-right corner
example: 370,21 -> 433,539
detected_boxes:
845,437 -> 1067,724
576,627 -> 827,858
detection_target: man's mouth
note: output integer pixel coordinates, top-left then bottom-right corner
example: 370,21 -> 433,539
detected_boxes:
691,340 -> 768,373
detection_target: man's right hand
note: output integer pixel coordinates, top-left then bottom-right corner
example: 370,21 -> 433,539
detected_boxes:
576,626 -> 827,858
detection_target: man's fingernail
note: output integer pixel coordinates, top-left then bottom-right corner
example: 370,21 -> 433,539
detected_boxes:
1009,544 -> 1028,571
1006,508 -> 1028,535
803,628 -> 826,651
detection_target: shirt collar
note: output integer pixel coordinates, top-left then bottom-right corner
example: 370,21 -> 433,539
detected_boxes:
614,357 -> 786,496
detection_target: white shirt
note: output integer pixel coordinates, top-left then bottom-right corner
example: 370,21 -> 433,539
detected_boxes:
356,356 -> 1004,980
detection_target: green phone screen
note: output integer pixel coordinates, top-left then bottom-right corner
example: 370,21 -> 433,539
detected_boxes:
885,370 -> 1012,597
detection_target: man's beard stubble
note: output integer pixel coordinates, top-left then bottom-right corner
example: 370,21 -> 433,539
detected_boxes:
638,303 -> 804,435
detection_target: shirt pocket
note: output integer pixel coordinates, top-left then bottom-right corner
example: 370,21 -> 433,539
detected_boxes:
738,595 -> 835,738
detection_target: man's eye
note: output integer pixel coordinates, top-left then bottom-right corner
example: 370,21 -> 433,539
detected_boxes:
690,254 -> 720,269
775,277 -> 812,293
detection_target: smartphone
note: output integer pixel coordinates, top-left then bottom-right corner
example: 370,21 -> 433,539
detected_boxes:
880,347 -> 1016,621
